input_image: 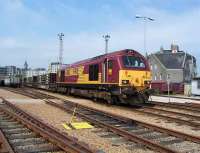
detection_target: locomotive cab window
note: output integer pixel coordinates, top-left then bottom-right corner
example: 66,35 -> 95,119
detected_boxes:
108,60 -> 113,69
122,56 -> 145,68
89,64 -> 99,81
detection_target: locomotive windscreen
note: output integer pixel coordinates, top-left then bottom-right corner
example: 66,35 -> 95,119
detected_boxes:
122,56 -> 145,68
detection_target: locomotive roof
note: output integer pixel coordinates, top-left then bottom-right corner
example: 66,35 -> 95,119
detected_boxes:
65,49 -> 144,68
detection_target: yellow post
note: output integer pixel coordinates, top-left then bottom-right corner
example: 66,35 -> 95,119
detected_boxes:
69,107 -> 77,124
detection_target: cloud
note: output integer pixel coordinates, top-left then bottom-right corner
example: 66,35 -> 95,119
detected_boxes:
62,6 -> 200,73
0,1 -> 200,73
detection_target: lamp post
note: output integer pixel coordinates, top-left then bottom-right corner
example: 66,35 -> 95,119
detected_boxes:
103,34 -> 110,83
58,33 -> 64,69
167,74 -> 170,103
135,15 -> 154,57
103,34 -> 110,54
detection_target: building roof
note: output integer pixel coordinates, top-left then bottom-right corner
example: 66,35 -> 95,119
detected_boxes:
155,52 -> 185,69
153,51 -> 195,69
193,77 -> 200,80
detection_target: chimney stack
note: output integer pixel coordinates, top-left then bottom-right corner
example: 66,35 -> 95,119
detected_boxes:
171,44 -> 179,53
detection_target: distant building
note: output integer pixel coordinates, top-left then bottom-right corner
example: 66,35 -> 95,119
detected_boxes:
0,67 -> 7,76
0,67 -> 7,85
191,77 -> 200,96
0,65 -> 22,86
24,61 -> 28,71
48,62 -> 60,73
25,68 -> 46,78
0,66 -> 19,78
148,44 -> 197,83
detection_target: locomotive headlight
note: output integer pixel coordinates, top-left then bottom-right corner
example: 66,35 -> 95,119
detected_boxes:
122,80 -> 129,84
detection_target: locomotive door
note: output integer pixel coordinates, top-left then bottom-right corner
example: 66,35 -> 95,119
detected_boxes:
102,59 -> 107,83
102,59 -> 115,83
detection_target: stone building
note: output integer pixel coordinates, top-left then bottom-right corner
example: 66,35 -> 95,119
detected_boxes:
0,67 -> 7,85
0,65 -> 22,86
148,44 -> 197,83
191,77 -> 200,96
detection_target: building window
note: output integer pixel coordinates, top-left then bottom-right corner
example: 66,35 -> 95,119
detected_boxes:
160,73 -> 162,80
154,64 -> 157,70
154,75 -> 157,81
198,80 -> 200,89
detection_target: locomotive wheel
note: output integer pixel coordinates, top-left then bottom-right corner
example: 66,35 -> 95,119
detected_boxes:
66,88 -> 71,95
107,96 -> 118,105
107,98 -> 114,105
112,96 -> 120,105
107,99 -> 114,105
93,97 -> 98,102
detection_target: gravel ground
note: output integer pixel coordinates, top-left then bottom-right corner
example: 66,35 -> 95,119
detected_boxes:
0,88 -> 156,153
140,107 -> 200,124
0,88 -> 30,99
36,90 -> 200,137
153,105 -> 200,117
165,141 -> 200,153
7,98 -> 154,153
2,88 -> 200,152
150,95 -> 200,104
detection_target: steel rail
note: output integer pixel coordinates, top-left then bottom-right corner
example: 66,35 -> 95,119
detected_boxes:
164,102 -> 200,109
141,106 -> 200,121
0,129 -> 15,153
45,100 -> 178,153
131,108 -> 200,128
20,90 -> 200,127
57,98 -> 200,128
151,101 -> 200,113
186,103 -> 200,108
22,88 -> 200,114
1,98 -> 96,153
6,87 -> 200,111
4,88 -> 200,151
46,99 -> 200,144
153,95 -> 200,101
3,88 -> 38,99
6,88 -> 200,143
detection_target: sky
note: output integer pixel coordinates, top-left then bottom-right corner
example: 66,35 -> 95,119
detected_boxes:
0,0 -> 200,73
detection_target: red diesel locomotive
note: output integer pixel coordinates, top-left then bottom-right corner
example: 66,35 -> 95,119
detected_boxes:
55,49 -> 152,104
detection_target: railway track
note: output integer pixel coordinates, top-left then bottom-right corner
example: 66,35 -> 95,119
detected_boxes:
0,97 -> 97,153
7,88 -> 200,129
133,105 -> 200,129
0,127 -> 14,153
151,101 -> 200,113
4,87 -> 200,153
154,95 -> 200,102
